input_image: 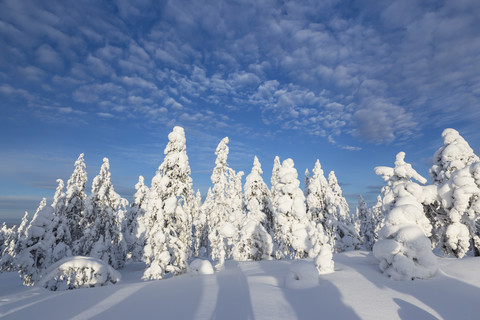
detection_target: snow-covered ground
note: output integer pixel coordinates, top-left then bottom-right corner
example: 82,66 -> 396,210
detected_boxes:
1,251 -> 479,320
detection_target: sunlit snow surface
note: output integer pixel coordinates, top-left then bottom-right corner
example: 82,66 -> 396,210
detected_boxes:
1,251 -> 479,319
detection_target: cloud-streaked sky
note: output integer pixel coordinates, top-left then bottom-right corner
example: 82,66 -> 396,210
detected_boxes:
1,0 -> 480,221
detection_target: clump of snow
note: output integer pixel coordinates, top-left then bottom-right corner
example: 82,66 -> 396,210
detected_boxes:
285,260 -> 319,289
37,256 -> 121,291
188,259 -> 214,275
220,222 -> 236,238
315,244 -> 334,274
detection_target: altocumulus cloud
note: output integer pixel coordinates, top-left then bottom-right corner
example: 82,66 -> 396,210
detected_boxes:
0,0 -> 479,146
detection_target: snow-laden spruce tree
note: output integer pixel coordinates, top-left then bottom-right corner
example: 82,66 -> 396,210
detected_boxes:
357,195 -> 376,250
50,179 -> 73,262
373,152 -> 438,280
271,156 -> 281,207
437,162 -> 480,257
207,137 -> 244,270
80,158 -> 128,270
372,195 -> 385,237
124,176 -> 149,261
143,126 -> 195,279
431,128 -> 479,185
0,223 -> 16,269
0,212 -> 29,272
233,157 -> 273,261
305,160 -> 333,238
65,154 -> 87,251
17,198 -> 61,285
192,190 -> 208,257
326,171 -> 361,252
273,158 -> 315,259
429,129 -> 480,257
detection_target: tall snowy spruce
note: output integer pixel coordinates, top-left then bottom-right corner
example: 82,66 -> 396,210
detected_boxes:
373,152 -> 438,280
143,126 -> 195,280
273,159 -> 316,259
192,190 -> 208,257
356,195 -> 377,251
270,156 -> 281,208
125,176 -> 149,261
233,157 -> 273,261
326,171 -> 361,252
65,153 -> 87,250
430,129 -> 480,257
207,137 -> 244,270
305,160 -> 333,242
80,158 -> 128,270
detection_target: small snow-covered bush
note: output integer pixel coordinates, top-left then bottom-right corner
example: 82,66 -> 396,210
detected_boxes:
38,256 -> 121,291
285,260 -> 319,289
188,259 -> 214,275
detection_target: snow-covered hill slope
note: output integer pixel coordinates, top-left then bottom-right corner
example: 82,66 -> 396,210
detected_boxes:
1,251 -> 479,319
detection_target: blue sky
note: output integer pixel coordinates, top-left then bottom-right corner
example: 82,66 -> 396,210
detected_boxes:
1,0 -> 480,222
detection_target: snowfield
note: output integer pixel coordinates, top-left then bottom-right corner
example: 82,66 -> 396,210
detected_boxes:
1,251 -> 479,320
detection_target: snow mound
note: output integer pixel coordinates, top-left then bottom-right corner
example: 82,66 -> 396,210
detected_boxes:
285,260 -> 319,289
188,259 -> 214,275
37,256 -> 121,291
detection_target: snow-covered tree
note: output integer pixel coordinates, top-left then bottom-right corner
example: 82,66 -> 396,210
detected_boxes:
273,158 -> 314,259
50,179 -> 73,262
233,157 -> 273,261
429,129 -> 480,257
357,195 -> 376,250
271,156 -> 281,207
0,223 -> 16,270
430,128 -> 479,185
65,154 -> 87,250
326,171 -> 361,252
17,199 -> 58,285
192,190 -> 208,257
143,126 -> 195,280
125,176 -> 149,261
437,162 -> 480,257
80,158 -> 128,270
305,160 -> 330,226
0,212 -> 29,272
207,137 -> 244,270
373,152 -> 438,280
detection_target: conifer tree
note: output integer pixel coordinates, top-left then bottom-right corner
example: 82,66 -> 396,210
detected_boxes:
233,157 -> 273,261
65,154 -> 87,249
429,129 -> 480,257
125,176 -> 149,261
0,212 -> 29,272
143,126 -> 195,279
357,195 -> 376,250
207,137 -> 242,270
192,190 -> 208,257
430,128 -> 479,185
80,158 -> 128,269
326,171 -> 361,252
17,199 -> 58,285
51,179 -> 73,262
273,158 -> 313,259
373,152 -> 438,280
